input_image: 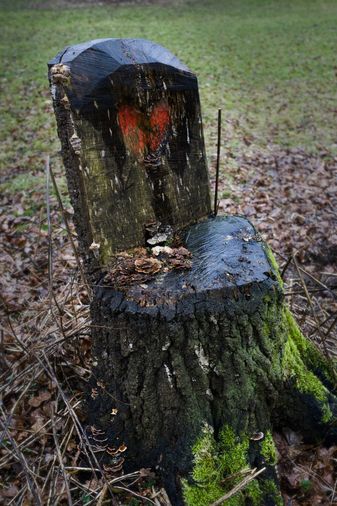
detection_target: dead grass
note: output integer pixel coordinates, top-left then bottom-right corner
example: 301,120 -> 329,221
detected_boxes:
0,165 -> 170,504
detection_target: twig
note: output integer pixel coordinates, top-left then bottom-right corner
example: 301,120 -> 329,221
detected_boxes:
209,467 -> 266,506
325,314 -> 337,340
64,466 -> 102,472
308,313 -> 332,335
39,351 -> 117,498
0,399 -> 82,468
0,406 -> 42,506
51,404 -> 73,506
45,156 -> 67,339
49,161 -> 90,295
46,155 -> 53,307
277,251 -> 337,300
281,255 -> 293,279
96,483 -> 108,506
8,484 -> 27,506
213,108 -> 222,216
113,485 -> 157,505
292,254 -> 330,359
284,288 -> 331,296
220,467 -> 252,485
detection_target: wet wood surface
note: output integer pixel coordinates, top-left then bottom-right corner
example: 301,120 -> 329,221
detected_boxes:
49,39 -> 211,271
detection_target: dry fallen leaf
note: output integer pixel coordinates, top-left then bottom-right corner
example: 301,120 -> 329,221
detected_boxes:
28,390 -> 52,408
1,485 -> 19,498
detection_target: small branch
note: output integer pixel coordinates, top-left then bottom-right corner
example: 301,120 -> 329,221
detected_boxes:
51,404 -> 73,506
277,251 -> 337,301
49,161 -> 90,295
213,108 -> 222,216
45,156 -> 67,340
39,352 -> 117,498
325,314 -> 337,340
292,254 -> 329,358
112,485 -> 157,505
0,406 -> 43,506
284,288 -> 332,296
96,483 -> 108,506
281,255 -> 293,279
309,310 -> 337,337
64,466 -> 101,473
210,467 -> 266,506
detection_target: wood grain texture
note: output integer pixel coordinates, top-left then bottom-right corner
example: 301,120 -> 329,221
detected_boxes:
88,216 -> 281,502
49,39 -> 211,273
87,216 -> 337,504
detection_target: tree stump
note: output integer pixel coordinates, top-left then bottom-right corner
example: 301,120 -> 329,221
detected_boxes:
49,39 -> 337,506
48,38 -> 211,275
88,215 -> 337,504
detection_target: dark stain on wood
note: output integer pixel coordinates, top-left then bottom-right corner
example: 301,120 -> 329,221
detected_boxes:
48,39 -> 211,269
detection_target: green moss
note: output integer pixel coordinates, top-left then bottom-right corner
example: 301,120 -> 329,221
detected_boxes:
263,252 -> 335,419
245,480 -> 263,505
261,431 -> 277,466
218,425 -> 249,473
260,480 -> 284,506
282,308 -> 333,423
261,249 -> 334,424
182,425 -> 229,506
182,264 -> 334,505
285,309 -> 335,386
264,245 -> 283,287
183,425 -> 270,506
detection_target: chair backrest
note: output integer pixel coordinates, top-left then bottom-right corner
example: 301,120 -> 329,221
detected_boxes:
49,38 -> 211,267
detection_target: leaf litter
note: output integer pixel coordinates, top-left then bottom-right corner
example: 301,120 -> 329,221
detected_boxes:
210,142 -> 337,505
0,141 -> 337,504
0,160 -> 167,505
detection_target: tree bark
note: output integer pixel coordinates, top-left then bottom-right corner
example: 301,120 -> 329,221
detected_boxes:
87,215 -> 337,505
48,39 -> 337,506
48,39 -> 211,276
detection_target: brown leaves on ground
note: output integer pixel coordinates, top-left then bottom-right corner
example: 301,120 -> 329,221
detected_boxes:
0,187 -> 75,314
27,389 -> 52,407
214,146 -> 337,267
1,144 -> 336,504
275,429 -> 337,505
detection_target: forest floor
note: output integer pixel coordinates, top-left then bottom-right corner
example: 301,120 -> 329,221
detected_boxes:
1,0 -> 337,504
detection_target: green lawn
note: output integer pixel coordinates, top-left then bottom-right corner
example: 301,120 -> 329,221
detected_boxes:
1,0 -> 337,191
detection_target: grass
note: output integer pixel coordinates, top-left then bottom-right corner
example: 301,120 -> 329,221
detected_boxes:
1,3 -> 336,503
0,0 -> 337,194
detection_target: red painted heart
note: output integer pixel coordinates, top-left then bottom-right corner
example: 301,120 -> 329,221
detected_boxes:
118,101 -> 170,161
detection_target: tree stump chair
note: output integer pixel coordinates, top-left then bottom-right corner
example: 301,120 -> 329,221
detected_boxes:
49,38 -> 337,506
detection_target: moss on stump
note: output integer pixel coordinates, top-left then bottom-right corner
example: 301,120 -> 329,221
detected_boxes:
87,215 -> 337,505
48,38 -> 337,506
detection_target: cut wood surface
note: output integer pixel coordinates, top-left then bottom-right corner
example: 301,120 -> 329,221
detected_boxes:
49,38 -> 337,506
49,38 -> 211,274
89,215 -> 281,465
88,215 -> 337,504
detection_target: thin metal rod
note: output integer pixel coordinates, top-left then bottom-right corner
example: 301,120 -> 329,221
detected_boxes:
214,108 -> 222,216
